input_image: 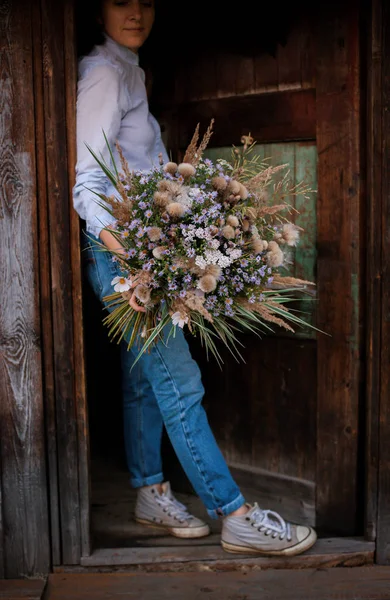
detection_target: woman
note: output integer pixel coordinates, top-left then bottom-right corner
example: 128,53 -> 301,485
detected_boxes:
73,0 -> 317,555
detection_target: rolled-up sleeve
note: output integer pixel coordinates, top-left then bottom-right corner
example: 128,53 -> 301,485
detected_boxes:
73,64 -> 124,238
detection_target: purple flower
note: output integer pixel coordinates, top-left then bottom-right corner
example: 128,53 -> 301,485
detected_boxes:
145,210 -> 153,219
179,290 -> 187,298
127,248 -> 137,258
186,248 -> 195,258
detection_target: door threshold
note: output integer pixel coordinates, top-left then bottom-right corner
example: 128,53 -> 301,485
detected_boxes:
54,538 -> 374,573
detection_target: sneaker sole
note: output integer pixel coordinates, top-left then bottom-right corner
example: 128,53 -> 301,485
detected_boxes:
135,517 -> 210,539
221,528 -> 317,557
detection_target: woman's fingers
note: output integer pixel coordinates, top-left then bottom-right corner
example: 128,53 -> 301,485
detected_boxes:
129,292 -> 146,313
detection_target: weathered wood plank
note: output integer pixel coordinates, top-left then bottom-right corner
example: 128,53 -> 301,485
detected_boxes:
31,0 -> 61,568
0,0 -> 50,578
40,0 -> 81,563
64,0 -> 91,560
79,537 -> 374,569
377,0 -> 390,565
43,567 -> 390,600
177,90 -> 316,148
365,0 -> 382,544
315,1 -> 361,534
0,579 -> 46,599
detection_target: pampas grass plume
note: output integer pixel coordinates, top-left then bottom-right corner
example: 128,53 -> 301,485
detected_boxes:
222,225 -> 235,239
177,163 -> 196,178
227,215 -> 239,227
167,202 -> 186,218
164,162 -> 178,175
198,274 -> 217,293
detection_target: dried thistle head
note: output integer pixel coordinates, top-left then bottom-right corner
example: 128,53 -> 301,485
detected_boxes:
227,215 -> 239,228
164,162 -> 178,175
147,227 -> 162,242
212,176 -> 228,192
198,274 -> 217,293
177,163 -> 196,179
166,202 -> 187,218
134,284 -> 151,304
153,191 -> 170,208
222,225 -> 235,240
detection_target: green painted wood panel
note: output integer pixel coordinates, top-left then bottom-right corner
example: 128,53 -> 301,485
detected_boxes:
204,142 -> 317,337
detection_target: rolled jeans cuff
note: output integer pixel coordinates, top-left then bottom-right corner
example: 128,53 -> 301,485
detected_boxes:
206,492 -> 246,519
130,472 -> 164,489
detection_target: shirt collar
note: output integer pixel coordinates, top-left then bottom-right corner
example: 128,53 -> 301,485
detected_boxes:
103,33 -> 139,66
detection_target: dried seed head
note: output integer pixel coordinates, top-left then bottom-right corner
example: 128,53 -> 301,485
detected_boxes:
252,237 -> 265,254
282,223 -> 300,247
227,215 -> 239,227
198,274 -> 217,293
242,219 -> 251,232
205,264 -> 222,279
166,202 -> 187,218
147,227 -> 162,242
222,225 -> 235,240
177,163 -> 196,179
163,162 -> 178,175
227,180 -> 241,195
153,191 -> 170,207
152,246 -> 166,260
239,184 -> 249,200
134,284 -> 151,304
211,176 -> 228,192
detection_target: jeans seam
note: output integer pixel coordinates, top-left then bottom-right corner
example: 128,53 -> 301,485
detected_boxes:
154,344 -> 220,510
135,368 -> 147,480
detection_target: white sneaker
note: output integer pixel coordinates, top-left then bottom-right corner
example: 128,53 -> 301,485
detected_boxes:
135,481 -> 210,539
221,502 -> 317,556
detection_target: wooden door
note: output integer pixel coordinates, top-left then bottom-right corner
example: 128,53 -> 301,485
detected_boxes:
153,0 -> 362,536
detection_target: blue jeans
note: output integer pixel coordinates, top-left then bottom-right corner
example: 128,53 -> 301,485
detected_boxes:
82,232 -> 245,518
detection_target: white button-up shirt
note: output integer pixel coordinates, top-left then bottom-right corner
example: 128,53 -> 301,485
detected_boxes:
73,34 -> 169,238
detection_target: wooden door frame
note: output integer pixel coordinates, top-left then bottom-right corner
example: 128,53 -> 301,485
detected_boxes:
51,0 -> 389,567
365,0 -> 390,565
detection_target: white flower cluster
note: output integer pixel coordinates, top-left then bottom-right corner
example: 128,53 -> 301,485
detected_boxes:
195,248 -> 241,270
183,226 -> 214,242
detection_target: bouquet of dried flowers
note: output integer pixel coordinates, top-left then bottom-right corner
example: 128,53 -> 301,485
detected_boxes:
87,121 -> 316,366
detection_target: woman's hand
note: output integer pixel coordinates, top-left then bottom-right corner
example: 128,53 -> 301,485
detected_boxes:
99,228 -> 146,313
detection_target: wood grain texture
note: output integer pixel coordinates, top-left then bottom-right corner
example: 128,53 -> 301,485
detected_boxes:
40,0 -> 81,564
0,0 -> 50,578
64,0 -> 91,560
365,0 -> 381,544
177,90 -> 316,148
79,537 -> 374,569
377,0 -> 390,565
0,579 -> 46,599
44,567 -> 390,600
31,0 -> 61,568
315,1 -> 362,534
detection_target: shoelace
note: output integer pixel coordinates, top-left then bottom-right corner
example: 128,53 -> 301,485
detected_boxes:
155,493 -> 193,523
250,505 -> 292,541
